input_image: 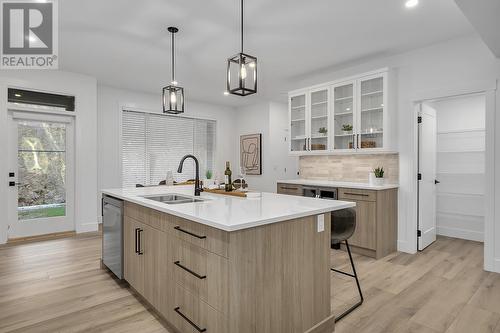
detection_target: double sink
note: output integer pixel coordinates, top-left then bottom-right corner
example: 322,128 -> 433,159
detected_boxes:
142,194 -> 205,205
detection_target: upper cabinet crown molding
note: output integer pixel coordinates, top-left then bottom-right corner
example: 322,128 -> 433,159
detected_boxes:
288,68 -> 396,155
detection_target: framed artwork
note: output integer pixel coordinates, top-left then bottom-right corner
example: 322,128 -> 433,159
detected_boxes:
240,133 -> 262,175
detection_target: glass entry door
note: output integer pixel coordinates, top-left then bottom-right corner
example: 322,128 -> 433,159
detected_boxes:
8,112 -> 74,238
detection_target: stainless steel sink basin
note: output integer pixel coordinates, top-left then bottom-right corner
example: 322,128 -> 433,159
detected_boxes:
142,194 -> 205,204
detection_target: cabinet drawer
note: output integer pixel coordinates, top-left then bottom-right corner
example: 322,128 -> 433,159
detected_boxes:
173,238 -> 229,315
277,183 -> 303,196
171,284 -> 228,333
339,188 -> 376,202
171,216 -> 229,258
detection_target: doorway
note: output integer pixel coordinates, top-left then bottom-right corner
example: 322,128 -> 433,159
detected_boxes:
7,111 -> 75,239
417,93 -> 486,251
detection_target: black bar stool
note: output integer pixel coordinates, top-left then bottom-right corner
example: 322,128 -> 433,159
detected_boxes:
331,208 -> 364,322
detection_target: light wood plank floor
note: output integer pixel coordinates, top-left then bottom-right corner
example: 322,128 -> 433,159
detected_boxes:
0,234 -> 498,332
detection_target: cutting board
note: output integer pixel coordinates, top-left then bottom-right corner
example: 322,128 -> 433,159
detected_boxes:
204,188 -> 247,197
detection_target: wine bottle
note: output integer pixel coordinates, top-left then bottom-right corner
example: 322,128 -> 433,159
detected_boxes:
224,161 -> 232,192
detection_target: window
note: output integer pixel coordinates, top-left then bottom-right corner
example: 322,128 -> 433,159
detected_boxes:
122,110 -> 216,188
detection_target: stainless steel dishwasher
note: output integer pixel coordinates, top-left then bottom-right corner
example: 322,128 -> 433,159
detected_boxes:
102,195 -> 124,279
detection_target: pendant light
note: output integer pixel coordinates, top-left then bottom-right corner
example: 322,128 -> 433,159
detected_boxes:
163,27 -> 184,114
226,0 -> 257,96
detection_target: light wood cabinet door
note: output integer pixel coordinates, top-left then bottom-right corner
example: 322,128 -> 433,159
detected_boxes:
348,199 -> 377,250
277,183 -> 303,196
124,216 -> 145,294
143,224 -> 167,310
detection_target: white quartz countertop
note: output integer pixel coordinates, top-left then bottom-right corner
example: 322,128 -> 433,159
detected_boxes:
278,179 -> 399,190
101,185 -> 355,232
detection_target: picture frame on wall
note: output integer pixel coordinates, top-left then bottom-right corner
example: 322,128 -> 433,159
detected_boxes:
240,133 -> 262,175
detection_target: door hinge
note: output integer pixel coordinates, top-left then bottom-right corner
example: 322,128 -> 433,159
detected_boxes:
417,230 -> 422,237
417,173 -> 422,181
417,116 -> 422,123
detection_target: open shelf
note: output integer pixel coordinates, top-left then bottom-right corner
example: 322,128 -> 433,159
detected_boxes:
312,101 -> 327,106
334,96 -> 353,102
311,115 -> 328,119
291,118 -> 305,122
361,107 -> 383,113
334,111 -> 353,116
361,90 -> 383,97
291,136 -> 306,140
291,105 -> 306,110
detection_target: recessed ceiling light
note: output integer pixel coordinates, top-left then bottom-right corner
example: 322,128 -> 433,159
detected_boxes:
405,0 -> 418,8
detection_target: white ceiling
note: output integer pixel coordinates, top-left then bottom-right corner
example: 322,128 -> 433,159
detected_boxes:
59,0 -> 474,107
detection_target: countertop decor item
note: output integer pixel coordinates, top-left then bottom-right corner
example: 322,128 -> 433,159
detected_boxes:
373,167 -> 385,185
162,27 -> 184,114
240,133 -> 262,175
226,0 -> 257,96
319,127 -> 328,135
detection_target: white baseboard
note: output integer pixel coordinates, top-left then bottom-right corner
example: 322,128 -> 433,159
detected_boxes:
76,222 -> 99,233
437,226 -> 484,242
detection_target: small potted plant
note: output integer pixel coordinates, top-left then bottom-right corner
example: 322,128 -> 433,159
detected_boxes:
204,170 -> 216,188
373,167 -> 385,186
318,127 -> 328,136
342,124 -> 353,134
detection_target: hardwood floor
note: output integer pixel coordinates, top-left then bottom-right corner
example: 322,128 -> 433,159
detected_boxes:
0,234 -> 498,332
333,236 -> 500,333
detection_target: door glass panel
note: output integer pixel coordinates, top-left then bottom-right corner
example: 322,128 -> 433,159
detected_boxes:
360,77 -> 384,149
17,121 -> 66,220
333,83 -> 354,149
290,94 -> 307,151
310,89 -> 328,151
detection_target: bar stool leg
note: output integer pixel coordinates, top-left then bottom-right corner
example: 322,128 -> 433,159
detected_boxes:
331,240 -> 364,322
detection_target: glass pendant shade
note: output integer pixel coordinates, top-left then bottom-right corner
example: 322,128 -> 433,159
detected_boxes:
163,26 -> 185,114
162,85 -> 184,114
227,52 -> 257,96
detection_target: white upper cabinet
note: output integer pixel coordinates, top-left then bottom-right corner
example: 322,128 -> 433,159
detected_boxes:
289,69 -> 393,155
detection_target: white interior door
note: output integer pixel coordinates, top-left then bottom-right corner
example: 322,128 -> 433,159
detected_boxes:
7,111 -> 75,239
418,103 -> 437,250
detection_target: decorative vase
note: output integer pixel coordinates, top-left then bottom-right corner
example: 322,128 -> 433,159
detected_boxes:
374,177 -> 385,186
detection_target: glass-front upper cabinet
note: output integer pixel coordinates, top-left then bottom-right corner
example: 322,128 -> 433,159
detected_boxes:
309,88 -> 329,151
358,74 -> 385,150
289,93 -> 308,152
333,82 -> 355,151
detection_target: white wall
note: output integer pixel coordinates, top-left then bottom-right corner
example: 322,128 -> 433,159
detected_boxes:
98,85 -> 239,195
0,70 -> 98,243
433,94 -> 486,242
234,102 -> 298,192
281,35 -> 500,271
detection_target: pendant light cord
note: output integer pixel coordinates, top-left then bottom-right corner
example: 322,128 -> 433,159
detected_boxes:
171,30 -> 175,83
241,0 -> 244,53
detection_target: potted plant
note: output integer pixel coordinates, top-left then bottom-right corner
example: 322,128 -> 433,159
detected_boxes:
204,170 -> 216,188
318,127 -> 328,136
373,167 -> 385,186
342,124 -> 353,134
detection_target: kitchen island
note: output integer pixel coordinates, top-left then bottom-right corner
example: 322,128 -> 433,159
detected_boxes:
101,185 -> 355,333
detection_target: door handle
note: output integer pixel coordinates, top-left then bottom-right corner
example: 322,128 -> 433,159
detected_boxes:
435,180 -> 440,184
137,229 -> 143,255
135,228 -> 139,254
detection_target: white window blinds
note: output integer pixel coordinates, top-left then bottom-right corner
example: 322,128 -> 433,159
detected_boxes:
122,110 -> 216,188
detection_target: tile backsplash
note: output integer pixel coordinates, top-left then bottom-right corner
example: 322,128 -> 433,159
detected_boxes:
299,153 -> 399,183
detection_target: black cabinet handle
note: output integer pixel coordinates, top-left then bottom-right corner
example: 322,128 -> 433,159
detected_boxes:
174,307 -> 207,332
174,261 -> 207,279
137,229 -> 144,255
174,226 -> 206,239
344,192 -> 369,197
280,186 -> 299,190
134,228 -> 139,254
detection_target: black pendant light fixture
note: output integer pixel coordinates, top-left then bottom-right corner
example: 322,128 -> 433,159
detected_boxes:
163,26 -> 184,114
226,0 -> 257,96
